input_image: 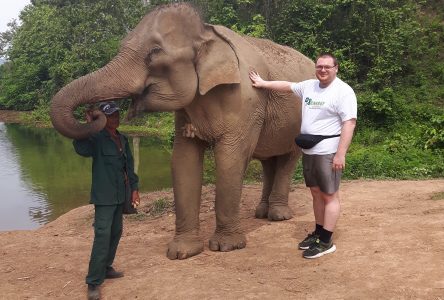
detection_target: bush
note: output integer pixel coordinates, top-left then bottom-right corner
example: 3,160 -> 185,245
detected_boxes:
345,143 -> 443,179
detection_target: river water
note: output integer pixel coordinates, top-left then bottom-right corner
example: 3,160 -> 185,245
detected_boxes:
0,123 -> 172,231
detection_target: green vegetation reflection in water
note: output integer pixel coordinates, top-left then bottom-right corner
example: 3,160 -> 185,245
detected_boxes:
4,124 -> 172,227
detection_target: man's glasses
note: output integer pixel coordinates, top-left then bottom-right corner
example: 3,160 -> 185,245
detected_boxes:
315,65 -> 337,71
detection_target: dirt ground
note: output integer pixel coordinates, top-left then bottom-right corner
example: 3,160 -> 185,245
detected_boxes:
1,180 -> 444,299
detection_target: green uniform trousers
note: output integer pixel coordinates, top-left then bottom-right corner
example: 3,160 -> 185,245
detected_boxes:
86,204 -> 123,285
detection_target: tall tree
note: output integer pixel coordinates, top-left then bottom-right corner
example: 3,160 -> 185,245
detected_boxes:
0,0 -> 146,110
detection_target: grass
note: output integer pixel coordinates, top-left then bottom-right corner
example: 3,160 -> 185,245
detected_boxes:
125,211 -> 150,221
430,192 -> 444,201
126,197 -> 174,222
151,197 -> 172,215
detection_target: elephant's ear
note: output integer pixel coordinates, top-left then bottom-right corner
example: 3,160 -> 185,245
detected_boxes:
196,25 -> 241,95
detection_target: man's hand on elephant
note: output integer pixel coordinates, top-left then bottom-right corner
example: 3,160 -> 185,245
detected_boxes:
181,123 -> 196,138
131,190 -> 140,207
249,71 -> 265,88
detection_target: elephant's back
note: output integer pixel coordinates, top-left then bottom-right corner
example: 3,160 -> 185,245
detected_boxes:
210,25 -> 315,82
243,36 -> 315,82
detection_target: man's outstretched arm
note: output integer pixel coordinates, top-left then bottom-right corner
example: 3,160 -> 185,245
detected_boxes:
249,71 -> 293,93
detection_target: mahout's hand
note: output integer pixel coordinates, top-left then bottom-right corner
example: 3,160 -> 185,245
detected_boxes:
131,190 -> 140,208
85,109 -> 101,123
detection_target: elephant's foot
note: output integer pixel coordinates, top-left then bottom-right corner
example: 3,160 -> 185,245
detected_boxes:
166,235 -> 204,260
255,202 -> 269,219
268,205 -> 293,221
209,232 -> 246,252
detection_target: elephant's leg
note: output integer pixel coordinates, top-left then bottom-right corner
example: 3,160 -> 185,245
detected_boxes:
167,113 -> 206,260
267,150 -> 300,221
208,144 -> 250,252
255,158 -> 277,219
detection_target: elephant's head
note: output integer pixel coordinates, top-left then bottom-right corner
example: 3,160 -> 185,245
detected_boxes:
50,3 -> 241,139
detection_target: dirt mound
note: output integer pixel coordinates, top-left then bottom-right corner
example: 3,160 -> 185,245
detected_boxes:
0,110 -> 28,123
1,180 -> 443,299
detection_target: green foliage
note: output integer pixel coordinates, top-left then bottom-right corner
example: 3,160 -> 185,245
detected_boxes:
423,115 -> 444,150
357,88 -> 410,128
345,118 -> 444,179
0,19 -> 19,57
151,197 -> 173,215
0,0 -> 146,110
346,143 -> 443,179
202,151 -> 264,184
121,112 -> 175,140
202,150 -> 216,184
193,0 -> 268,37
1,0 -> 442,180
268,0 -> 424,90
21,101 -> 52,126
244,160 -> 263,183
430,192 -> 444,201
126,196 -> 173,221
292,161 -> 304,183
208,3 -> 239,27
231,14 -> 266,37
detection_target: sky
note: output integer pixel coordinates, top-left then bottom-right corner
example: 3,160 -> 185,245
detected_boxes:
0,0 -> 31,32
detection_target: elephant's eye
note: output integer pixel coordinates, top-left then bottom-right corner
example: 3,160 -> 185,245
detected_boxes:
146,46 -> 162,63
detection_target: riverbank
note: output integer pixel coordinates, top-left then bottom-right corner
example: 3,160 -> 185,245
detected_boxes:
0,109 -> 173,138
1,180 -> 443,299
0,110 -> 29,123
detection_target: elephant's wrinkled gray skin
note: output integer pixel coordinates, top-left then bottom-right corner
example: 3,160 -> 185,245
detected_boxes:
50,3 -> 315,260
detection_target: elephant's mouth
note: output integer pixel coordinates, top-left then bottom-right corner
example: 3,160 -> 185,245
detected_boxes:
127,85 -> 151,120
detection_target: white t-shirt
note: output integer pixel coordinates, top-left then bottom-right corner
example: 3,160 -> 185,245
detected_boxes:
291,77 -> 357,155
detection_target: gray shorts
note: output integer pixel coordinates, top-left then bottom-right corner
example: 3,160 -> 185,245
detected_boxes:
302,153 -> 342,194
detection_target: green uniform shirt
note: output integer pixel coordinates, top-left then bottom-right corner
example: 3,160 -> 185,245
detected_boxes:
73,129 -> 139,205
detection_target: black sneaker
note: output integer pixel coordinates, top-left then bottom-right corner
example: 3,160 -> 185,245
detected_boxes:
298,232 -> 319,250
302,239 -> 336,259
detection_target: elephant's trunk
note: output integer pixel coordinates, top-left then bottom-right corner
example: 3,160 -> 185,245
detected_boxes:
50,51 -> 144,140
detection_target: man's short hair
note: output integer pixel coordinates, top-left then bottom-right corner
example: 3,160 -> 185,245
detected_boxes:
316,52 -> 338,67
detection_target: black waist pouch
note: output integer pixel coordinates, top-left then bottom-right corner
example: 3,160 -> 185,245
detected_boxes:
295,134 -> 340,149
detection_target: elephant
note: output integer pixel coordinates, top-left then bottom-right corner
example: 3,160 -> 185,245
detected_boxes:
50,3 -> 315,260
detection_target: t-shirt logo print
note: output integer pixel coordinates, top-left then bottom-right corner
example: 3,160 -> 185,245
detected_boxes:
305,97 -> 325,109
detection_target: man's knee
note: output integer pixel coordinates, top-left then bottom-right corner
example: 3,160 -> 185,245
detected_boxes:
95,223 -> 112,238
310,186 -> 321,195
320,190 -> 339,203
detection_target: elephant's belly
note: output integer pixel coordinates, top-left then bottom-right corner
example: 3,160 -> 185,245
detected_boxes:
253,97 -> 301,159
253,123 -> 299,159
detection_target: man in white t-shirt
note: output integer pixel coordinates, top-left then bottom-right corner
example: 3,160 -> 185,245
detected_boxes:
249,53 -> 357,259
